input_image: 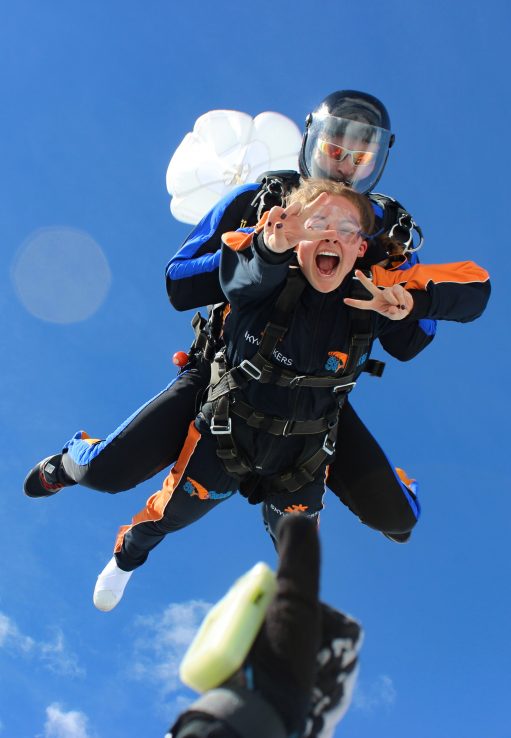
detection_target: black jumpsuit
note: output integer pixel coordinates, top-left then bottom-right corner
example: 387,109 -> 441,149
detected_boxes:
58,181 -> 477,559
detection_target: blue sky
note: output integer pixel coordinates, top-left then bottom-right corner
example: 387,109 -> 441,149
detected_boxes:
1,1 -> 510,736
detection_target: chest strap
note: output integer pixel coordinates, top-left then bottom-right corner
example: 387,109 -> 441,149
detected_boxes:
229,397 -> 338,436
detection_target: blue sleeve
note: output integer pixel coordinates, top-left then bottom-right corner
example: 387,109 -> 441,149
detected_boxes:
166,184 -> 260,310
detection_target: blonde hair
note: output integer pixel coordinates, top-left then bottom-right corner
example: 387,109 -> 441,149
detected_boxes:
286,178 -> 375,236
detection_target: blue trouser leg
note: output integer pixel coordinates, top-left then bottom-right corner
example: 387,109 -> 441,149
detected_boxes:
61,368 -> 207,492
114,422 -> 237,570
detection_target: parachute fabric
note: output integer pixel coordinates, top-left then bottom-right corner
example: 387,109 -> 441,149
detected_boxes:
166,110 -> 302,224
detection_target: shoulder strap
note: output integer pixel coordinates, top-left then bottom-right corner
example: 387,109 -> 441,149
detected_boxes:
251,170 -> 301,220
257,265 -> 306,358
343,271 -> 385,379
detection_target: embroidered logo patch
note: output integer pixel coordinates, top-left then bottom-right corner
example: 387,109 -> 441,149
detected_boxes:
183,477 -> 234,501
325,351 -> 349,373
283,504 -> 310,513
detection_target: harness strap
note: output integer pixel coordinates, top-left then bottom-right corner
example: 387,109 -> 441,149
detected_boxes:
257,266 -> 306,355
267,421 -> 339,494
209,349 -> 228,394
251,170 -> 301,220
214,417 -> 340,492
213,401 -> 254,477
189,303 -> 227,367
227,361 -> 357,391
342,271 -> 380,377
229,398 -> 337,436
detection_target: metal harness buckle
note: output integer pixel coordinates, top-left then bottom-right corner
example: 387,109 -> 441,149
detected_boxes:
333,381 -> 356,393
282,419 -> 295,437
210,418 -> 232,435
322,435 -> 336,456
239,360 -> 262,381
289,374 -> 307,388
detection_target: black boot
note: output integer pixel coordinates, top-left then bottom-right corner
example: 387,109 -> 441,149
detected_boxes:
382,530 -> 412,543
24,454 -> 76,498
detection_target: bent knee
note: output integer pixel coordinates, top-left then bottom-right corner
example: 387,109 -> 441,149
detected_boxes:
64,463 -> 137,494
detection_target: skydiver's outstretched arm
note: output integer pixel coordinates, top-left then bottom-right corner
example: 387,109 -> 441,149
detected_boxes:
378,318 -> 436,361
352,263 -> 491,323
168,516 -> 363,738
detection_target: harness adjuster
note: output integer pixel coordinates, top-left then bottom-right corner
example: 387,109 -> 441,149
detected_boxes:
322,435 -> 336,456
282,419 -> 295,437
289,374 -> 307,388
210,418 -> 232,435
333,381 -> 356,393
239,359 -> 262,381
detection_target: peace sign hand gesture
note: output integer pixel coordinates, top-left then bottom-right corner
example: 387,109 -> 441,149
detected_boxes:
343,269 -> 414,320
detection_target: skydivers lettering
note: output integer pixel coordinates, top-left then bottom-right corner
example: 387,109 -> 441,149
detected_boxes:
244,331 -> 293,366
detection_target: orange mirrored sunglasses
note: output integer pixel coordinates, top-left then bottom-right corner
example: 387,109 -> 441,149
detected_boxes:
317,139 -> 376,167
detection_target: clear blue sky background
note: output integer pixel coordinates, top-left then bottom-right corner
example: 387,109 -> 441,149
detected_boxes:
1,1 -> 510,737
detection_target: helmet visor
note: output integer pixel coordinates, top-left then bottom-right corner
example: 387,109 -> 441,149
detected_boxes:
303,114 -> 392,194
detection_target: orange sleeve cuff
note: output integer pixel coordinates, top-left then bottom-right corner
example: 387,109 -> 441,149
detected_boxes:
372,261 -> 490,290
221,211 -> 270,251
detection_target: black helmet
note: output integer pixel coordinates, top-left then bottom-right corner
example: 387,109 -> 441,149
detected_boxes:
299,90 -> 395,194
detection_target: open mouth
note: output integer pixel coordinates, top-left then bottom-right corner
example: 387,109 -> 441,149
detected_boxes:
315,251 -> 340,276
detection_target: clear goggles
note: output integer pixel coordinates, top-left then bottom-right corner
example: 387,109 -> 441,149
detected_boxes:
304,206 -> 366,246
303,114 -> 392,193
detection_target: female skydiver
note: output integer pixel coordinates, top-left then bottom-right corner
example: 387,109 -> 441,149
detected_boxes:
87,179 -> 489,610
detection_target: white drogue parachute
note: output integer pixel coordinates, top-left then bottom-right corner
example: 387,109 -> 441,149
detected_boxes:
166,110 -> 302,225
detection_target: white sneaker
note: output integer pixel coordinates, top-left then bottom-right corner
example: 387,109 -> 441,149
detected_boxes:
93,557 -> 133,612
